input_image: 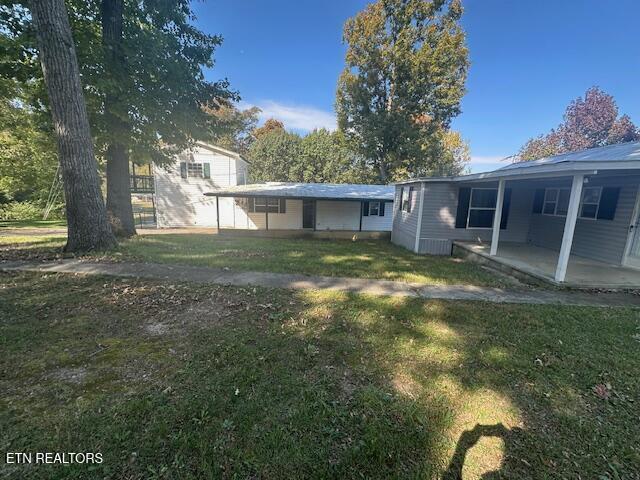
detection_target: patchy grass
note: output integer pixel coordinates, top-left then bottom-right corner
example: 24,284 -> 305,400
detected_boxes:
0,232 -> 505,287
114,234 -> 506,287
0,219 -> 67,229
1,271 -> 638,479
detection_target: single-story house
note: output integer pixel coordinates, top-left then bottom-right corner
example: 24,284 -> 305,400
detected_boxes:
392,141 -> 640,287
205,182 -> 394,235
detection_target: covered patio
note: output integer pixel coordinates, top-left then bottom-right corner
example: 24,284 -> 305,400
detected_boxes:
454,241 -> 640,288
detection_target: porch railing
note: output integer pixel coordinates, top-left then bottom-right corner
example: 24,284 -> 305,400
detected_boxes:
130,175 -> 154,193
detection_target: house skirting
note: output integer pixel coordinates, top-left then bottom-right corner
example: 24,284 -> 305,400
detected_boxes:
218,228 -> 391,240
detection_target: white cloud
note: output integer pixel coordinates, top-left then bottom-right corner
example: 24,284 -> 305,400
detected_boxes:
241,100 -> 337,132
468,155 -> 508,173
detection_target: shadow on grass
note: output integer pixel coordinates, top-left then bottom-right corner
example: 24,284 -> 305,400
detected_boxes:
1,272 -> 638,478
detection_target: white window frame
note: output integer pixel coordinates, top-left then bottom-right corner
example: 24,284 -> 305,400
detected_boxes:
400,187 -> 411,213
467,188 -> 497,230
542,187 -> 571,217
253,198 -> 282,214
369,201 -> 380,216
579,186 -> 602,220
186,162 -> 203,178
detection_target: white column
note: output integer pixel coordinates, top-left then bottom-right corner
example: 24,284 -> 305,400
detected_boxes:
554,174 -> 584,282
414,183 -> 425,253
490,179 -> 505,256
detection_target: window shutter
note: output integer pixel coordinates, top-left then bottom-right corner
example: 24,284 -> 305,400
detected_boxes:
597,187 -> 620,220
248,197 -> 255,213
180,162 -> 187,179
379,202 -> 385,216
500,188 -> 512,230
363,201 -> 369,216
398,188 -> 403,210
203,163 -> 211,179
279,198 -> 286,213
455,188 -> 471,228
532,188 -> 545,213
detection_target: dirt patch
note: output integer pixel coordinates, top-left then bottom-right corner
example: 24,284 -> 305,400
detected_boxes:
144,323 -> 170,336
50,367 -> 87,384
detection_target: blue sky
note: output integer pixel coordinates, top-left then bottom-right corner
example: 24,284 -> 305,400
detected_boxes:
193,0 -> 640,172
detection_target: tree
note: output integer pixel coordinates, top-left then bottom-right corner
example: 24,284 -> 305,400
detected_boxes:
205,101 -> 260,155
248,128 -> 302,182
336,0 -> 469,182
518,87 -> 639,161
29,0 -> 116,251
253,118 -> 285,139
2,0 -> 236,231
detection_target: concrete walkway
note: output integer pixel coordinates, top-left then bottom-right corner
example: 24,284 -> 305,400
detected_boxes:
1,259 -> 639,307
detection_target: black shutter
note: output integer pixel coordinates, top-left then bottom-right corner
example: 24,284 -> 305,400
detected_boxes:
532,188 -> 545,213
180,162 -> 187,179
279,198 -> 286,213
455,187 -> 471,228
248,197 -> 255,213
500,188 -> 512,230
379,202 -> 385,216
398,188 -> 403,210
597,187 -> 620,220
363,201 -> 369,216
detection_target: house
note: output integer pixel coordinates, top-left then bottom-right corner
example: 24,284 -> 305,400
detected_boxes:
205,182 -> 394,236
152,143 -> 249,228
392,141 -> 640,287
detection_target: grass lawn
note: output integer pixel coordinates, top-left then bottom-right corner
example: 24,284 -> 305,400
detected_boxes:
0,232 -> 506,287
0,219 -> 67,229
1,271 -> 638,479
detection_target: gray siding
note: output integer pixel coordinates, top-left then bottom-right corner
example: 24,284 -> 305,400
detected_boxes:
414,181 -> 534,254
391,182 -> 421,251
528,175 -> 639,264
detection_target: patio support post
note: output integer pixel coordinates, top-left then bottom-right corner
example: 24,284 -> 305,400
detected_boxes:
265,197 -> 269,231
554,174 -> 584,282
490,179 -> 505,256
215,195 -> 220,231
414,183 -> 425,253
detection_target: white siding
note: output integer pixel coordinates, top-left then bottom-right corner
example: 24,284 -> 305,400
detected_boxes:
361,201 -> 393,231
316,200 -> 360,230
244,200 -> 302,230
155,146 -> 248,228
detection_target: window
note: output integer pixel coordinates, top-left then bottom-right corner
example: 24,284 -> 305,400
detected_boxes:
251,198 -> 285,214
187,162 -> 203,178
580,186 -> 601,219
369,201 -> 380,216
401,187 -> 413,212
542,188 -> 570,216
467,188 -> 497,228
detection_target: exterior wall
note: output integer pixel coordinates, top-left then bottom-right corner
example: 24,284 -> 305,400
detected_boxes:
361,201 -> 393,231
527,174 -> 639,264
394,181 -> 535,254
241,199 -> 303,230
391,182 -> 421,251
316,200 -> 361,230
155,146 -> 248,228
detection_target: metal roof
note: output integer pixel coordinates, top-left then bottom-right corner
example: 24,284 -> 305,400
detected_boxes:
395,141 -> 640,185
205,182 -> 395,201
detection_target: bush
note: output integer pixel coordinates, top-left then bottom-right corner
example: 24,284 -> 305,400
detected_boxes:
0,201 -> 58,221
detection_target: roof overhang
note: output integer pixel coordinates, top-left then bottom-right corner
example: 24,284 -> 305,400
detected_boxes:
204,183 -> 395,202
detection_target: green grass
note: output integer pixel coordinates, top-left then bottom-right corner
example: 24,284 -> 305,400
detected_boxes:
0,219 -> 67,229
1,271 -> 638,478
114,234 -> 505,287
0,232 -> 505,287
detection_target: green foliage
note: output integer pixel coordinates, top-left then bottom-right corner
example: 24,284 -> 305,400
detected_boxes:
205,102 -> 260,155
248,127 -> 377,184
0,96 -> 58,207
0,201 -> 41,220
336,0 -> 469,181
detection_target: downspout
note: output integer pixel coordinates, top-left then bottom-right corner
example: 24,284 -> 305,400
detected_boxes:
413,183 -> 425,253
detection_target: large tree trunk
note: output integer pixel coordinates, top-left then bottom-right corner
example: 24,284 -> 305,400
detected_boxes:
30,0 -> 117,252
102,0 -> 136,237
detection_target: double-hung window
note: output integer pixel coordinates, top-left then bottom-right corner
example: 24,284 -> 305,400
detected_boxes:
542,188 -> 570,216
369,201 -> 380,216
467,188 -> 497,228
187,162 -> 203,178
580,186 -> 602,219
400,187 -> 413,213
252,198 -> 284,214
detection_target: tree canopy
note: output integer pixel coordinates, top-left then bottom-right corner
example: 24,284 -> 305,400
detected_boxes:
336,0 -> 469,182
518,86 -> 640,161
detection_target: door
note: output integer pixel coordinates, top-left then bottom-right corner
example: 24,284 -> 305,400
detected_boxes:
303,200 -> 315,229
624,188 -> 640,268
